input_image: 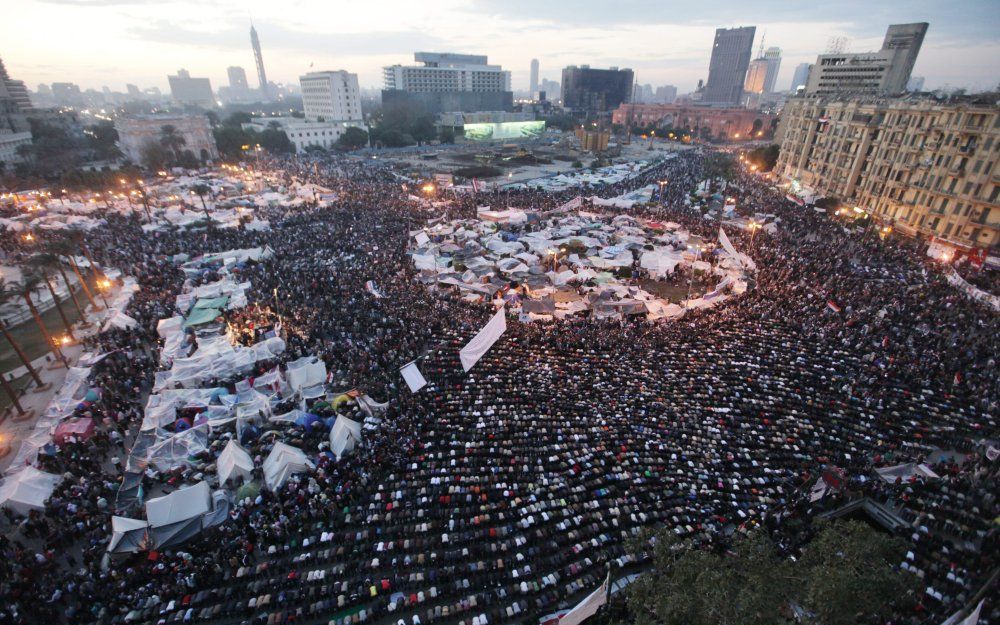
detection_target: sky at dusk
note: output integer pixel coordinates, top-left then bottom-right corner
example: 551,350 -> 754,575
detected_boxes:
3,0 -> 999,95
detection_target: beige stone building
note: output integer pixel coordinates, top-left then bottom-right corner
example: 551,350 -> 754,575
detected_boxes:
775,96 -> 1000,249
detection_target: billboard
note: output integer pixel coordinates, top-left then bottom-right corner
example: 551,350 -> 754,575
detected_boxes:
463,120 -> 546,141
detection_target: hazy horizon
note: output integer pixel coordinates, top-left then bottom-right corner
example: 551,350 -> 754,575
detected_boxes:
3,0 -> 999,96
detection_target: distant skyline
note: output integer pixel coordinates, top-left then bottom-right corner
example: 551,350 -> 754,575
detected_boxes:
2,0 -> 998,96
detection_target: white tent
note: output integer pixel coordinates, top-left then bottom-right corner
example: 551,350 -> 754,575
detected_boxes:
217,439 -> 254,485
329,416 -> 363,459
0,466 -> 62,516
146,481 -> 212,527
108,516 -> 149,554
144,481 -> 213,548
285,356 -> 327,391
263,442 -> 314,490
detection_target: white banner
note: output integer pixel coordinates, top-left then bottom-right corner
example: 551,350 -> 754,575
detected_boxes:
414,231 -> 430,247
459,306 -> 507,372
719,227 -> 740,259
400,361 -> 427,393
559,571 -> 609,625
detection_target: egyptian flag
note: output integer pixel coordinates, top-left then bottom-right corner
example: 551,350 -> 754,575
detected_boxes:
472,178 -> 480,193
827,300 -> 842,313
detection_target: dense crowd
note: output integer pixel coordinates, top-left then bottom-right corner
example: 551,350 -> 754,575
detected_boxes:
0,148 -> 996,625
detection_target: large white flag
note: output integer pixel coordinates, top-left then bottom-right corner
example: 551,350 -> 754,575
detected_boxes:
559,571 -> 610,625
719,227 -> 740,259
400,361 -> 428,393
459,306 -> 507,372
940,599 -> 985,625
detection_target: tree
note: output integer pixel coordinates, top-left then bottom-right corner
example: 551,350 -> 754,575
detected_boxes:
797,520 -> 919,625
40,245 -> 87,325
627,530 -> 791,625
439,127 -> 455,144
409,115 -> 437,145
259,128 -> 294,153
50,237 -> 99,312
336,127 -> 370,151
159,124 -> 187,162
26,255 -> 76,340
17,272 -> 68,367
140,140 -> 172,171
190,183 -> 212,221
85,120 -> 121,160
703,152 -> 736,181
746,144 -> 780,172
0,279 -> 45,388
625,521 -> 918,625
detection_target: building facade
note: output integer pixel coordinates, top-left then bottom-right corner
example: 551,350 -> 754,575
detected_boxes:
744,46 -> 781,96
382,52 -> 512,114
167,69 -> 215,107
115,114 -> 219,164
775,96 -> 999,249
804,23 -> 927,97
250,25 -> 270,100
561,65 -> 634,115
529,59 -> 539,99
702,26 -> 756,106
612,103 -> 776,142
790,63 -> 812,93
242,117 -> 365,153
299,71 -> 363,123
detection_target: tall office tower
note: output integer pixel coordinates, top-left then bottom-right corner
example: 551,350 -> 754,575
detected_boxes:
804,22 -> 928,96
880,23 -> 928,94
250,24 -> 270,100
790,62 -> 811,92
703,26 -> 756,105
744,46 -> 782,95
228,66 -> 249,90
167,69 -> 215,107
561,65 -> 634,115
299,71 -> 363,123
761,46 -> 781,93
529,59 -> 539,98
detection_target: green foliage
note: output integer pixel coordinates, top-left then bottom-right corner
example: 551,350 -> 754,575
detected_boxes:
745,144 -> 780,172
544,113 -> 579,132
439,126 -> 456,144
336,127 -> 369,151
140,141 -> 172,170
571,160 -> 583,168
259,128 -> 294,154
454,165 -> 502,179
84,121 -> 121,160
703,152 -> 736,181
626,521 -> 919,625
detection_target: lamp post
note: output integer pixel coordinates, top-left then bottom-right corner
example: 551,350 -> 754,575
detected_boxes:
748,220 -> 762,246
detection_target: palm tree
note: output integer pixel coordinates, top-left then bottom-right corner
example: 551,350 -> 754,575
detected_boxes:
191,183 -> 212,222
26,256 -> 76,341
0,365 -> 27,418
0,278 -> 45,388
18,272 -> 69,368
160,125 -> 187,163
51,236 -> 99,312
66,227 -> 102,285
40,247 -> 88,325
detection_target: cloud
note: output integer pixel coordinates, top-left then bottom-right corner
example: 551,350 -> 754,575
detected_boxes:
128,20 -> 446,57
37,0 -> 159,5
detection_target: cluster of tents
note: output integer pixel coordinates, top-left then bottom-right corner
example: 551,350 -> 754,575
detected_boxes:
411,208 -> 753,323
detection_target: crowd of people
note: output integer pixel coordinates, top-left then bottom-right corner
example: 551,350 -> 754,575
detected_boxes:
0,147 -> 996,625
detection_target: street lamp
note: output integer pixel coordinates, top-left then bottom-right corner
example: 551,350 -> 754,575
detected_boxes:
748,220 -> 762,245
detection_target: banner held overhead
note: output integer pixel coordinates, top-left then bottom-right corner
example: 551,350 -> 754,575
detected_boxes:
459,306 -> 507,372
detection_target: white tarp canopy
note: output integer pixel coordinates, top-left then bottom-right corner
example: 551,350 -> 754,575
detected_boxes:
263,442 -> 314,490
400,361 -> 428,393
103,310 -> 139,332
329,416 -> 363,459
0,466 -> 62,515
217,439 -> 254,485
145,481 -> 211,527
459,306 -> 507,372
875,463 -> 940,483
108,516 -> 149,553
285,356 -> 327,391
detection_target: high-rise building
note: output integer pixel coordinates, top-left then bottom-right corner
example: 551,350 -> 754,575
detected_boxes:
907,76 -> 926,92
529,59 -> 539,99
654,85 -> 678,104
743,47 -> 781,108
228,66 -> 249,90
540,78 -> 560,101
703,26 -> 756,105
250,24 -> 270,100
126,84 -> 142,98
561,65 -> 634,115
167,69 -> 215,107
790,63 -> 811,92
51,82 -> 85,108
382,52 -> 513,114
803,23 -> 928,96
775,95 -> 998,249
0,56 -> 32,168
299,71 -> 363,123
